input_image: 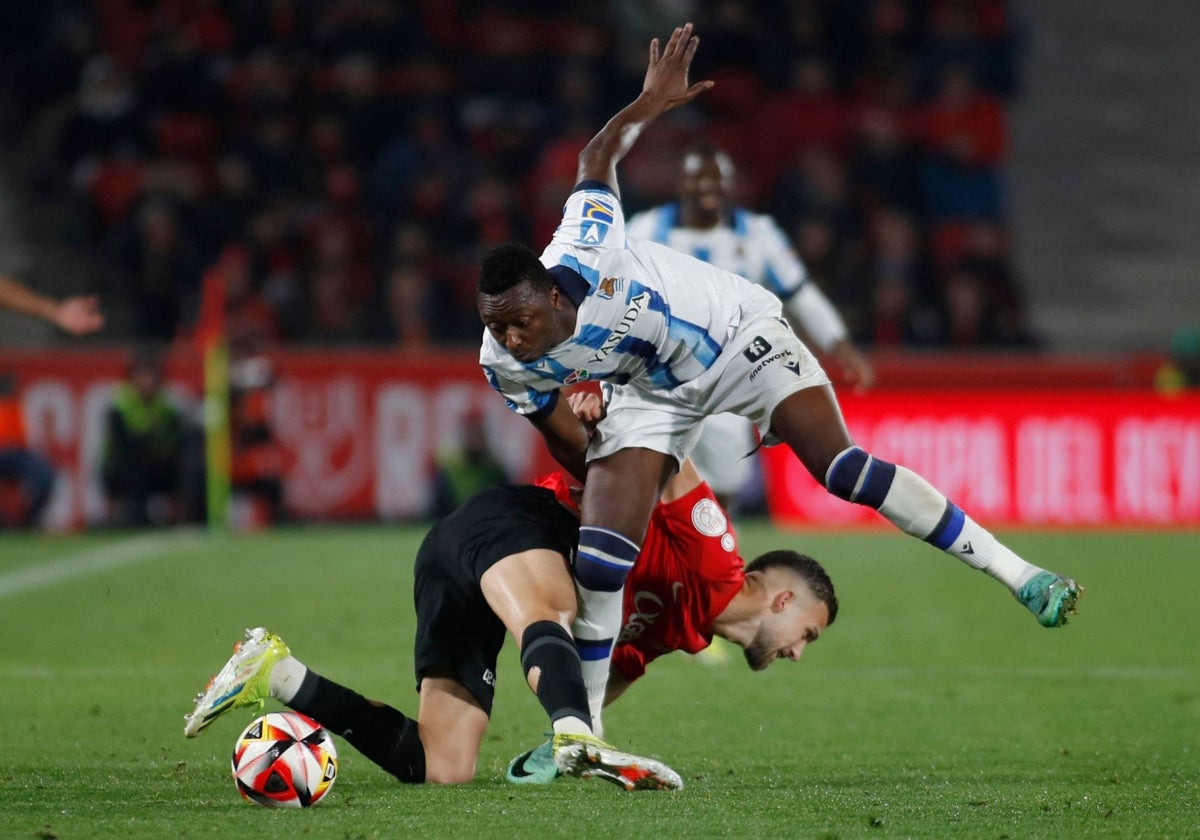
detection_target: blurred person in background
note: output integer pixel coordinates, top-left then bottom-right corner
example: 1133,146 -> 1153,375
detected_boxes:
1156,326 -> 1200,393
0,372 -> 56,529
116,200 -> 204,341
429,408 -> 510,519
101,348 -> 187,526
626,142 -> 873,512
229,351 -> 286,526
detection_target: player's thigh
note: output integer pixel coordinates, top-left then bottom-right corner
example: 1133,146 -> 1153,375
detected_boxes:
417,676 -> 489,784
479,549 -> 576,641
581,447 -> 676,541
769,384 -> 855,480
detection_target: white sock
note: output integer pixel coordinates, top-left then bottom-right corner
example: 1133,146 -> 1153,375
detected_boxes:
953,515 -> 1040,591
552,715 -> 592,736
571,525 -> 639,741
572,584 -> 624,740
268,655 -> 308,704
874,463 -> 1041,593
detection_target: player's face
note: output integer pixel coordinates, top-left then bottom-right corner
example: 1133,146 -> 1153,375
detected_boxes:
479,281 -> 564,363
741,590 -> 829,672
678,153 -> 730,216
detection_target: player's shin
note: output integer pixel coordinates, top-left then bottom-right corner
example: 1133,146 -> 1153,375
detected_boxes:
287,669 -> 426,783
521,620 -> 592,736
572,526 -> 640,734
825,446 -> 1038,591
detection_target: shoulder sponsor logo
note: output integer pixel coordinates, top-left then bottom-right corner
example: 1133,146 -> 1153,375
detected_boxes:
564,369 -> 590,385
578,196 -> 615,245
691,498 -> 728,537
591,291 -> 649,363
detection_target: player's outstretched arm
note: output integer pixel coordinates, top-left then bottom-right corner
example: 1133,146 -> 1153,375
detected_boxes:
576,22 -> 713,196
0,275 -> 104,335
529,393 -> 593,482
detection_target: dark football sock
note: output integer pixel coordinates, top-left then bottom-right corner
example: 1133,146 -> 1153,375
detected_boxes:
290,670 -> 426,783
520,620 -> 592,729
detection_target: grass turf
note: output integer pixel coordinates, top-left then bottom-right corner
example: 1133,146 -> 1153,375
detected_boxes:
1,525 -> 1197,838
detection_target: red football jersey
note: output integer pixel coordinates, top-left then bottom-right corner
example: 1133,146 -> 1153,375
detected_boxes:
612,481 -> 745,682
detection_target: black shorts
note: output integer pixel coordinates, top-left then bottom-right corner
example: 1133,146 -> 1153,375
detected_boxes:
412,485 -> 578,715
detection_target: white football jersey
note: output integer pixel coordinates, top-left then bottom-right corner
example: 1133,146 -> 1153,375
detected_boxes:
480,182 -> 782,417
625,203 -> 807,301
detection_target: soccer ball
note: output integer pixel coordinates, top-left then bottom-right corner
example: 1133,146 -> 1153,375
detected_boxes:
231,711 -> 338,807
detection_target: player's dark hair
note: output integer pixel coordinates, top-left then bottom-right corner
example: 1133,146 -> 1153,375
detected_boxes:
479,243 -> 553,296
746,550 -> 838,626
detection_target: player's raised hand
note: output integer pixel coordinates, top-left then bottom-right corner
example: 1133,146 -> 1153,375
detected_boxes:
642,23 -> 714,112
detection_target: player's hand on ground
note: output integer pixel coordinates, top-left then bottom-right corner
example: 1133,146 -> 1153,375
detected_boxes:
567,390 -> 606,428
641,23 -> 713,113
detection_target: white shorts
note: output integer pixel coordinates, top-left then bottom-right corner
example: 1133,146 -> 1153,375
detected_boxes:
688,412 -> 758,498
587,316 -> 829,466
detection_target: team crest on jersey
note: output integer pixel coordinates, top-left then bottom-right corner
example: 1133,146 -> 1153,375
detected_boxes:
564,369 -> 590,385
597,276 -> 624,299
578,197 -> 615,245
691,498 -> 728,537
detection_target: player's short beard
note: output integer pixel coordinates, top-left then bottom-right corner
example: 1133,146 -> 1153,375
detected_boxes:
742,631 -> 775,671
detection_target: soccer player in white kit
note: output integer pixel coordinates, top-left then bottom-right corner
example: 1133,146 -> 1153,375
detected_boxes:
626,144 -> 874,508
477,24 -> 1080,732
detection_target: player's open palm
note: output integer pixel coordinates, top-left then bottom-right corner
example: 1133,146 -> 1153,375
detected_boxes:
642,23 -> 713,112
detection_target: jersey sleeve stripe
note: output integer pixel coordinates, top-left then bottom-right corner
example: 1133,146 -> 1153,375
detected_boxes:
554,254 -> 602,289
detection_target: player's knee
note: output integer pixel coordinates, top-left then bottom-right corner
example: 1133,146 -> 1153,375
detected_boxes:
423,757 -> 476,785
574,526 -> 639,592
824,445 -> 896,509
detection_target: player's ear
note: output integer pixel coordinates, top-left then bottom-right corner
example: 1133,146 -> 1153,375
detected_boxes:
771,590 -> 794,613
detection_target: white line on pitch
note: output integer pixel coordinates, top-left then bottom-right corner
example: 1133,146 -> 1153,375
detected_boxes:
0,530 -> 206,600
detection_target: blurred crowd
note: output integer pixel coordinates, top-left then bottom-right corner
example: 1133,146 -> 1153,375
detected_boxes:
1,0 -> 1036,351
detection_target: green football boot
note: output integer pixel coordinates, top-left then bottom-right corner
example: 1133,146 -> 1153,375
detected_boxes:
184,627 -> 289,737
1018,572 -> 1082,627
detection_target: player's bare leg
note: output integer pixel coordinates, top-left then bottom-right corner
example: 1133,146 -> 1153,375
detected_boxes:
573,447 -> 675,730
416,678 -> 489,783
483,546 -> 682,790
770,385 -> 1080,626
481,548 -> 592,737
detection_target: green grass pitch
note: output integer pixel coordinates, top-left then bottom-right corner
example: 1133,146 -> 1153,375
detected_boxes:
1,524 -> 1197,838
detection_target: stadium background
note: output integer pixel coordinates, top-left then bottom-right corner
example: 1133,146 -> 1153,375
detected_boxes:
0,0 -> 1195,530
